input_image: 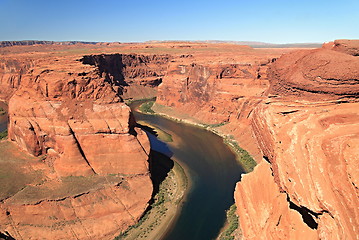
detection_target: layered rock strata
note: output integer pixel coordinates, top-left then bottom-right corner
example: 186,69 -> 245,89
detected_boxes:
152,40 -> 359,239
235,41 -> 359,239
0,54 -> 157,239
81,54 -> 171,99
1,41 -> 358,239
155,58 -> 274,161
0,57 -> 35,100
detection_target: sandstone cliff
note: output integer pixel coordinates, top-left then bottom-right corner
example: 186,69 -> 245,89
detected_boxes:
151,41 -> 359,239
0,53 -> 162,239
0,57 -> 35,100
155,53 -> 277,162
81,53 -> 171,99
1,41 -> 358,239
235,41 -> 359,239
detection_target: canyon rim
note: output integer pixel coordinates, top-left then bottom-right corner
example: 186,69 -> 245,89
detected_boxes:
0,39 -> 358,240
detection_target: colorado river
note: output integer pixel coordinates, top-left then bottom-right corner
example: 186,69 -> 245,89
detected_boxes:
0,101 -> 7,132
131,101 -> 245,240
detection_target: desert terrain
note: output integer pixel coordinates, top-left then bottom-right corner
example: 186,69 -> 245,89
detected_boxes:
0,39 -> 358,239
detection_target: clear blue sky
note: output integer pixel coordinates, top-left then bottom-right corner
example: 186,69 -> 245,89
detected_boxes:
0,0 -> 358,43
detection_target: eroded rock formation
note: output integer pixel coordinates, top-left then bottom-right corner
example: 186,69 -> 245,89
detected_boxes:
1,40 -> 358,239
0,53 -> 164,239
0,58 -> 35,99
152,41 -> 359,239
80,54 -> 171,99
323,39 -> 359,56
235,42 -> 359,239
267,47 -> 359,99
155,53 -> 276,161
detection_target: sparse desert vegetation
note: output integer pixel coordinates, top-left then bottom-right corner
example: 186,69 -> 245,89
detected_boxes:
115,153 -> 187,240
0,130 -> 7,140
138,101 -> 155,114
217,204 -> 240,240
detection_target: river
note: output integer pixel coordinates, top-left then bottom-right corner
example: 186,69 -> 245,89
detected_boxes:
0,101 -> 7,132
0,99 -> 244,239
131,101 -> 245,240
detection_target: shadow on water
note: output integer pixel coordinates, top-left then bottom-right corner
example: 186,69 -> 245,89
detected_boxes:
148,150 -> 174,200
137,122 -> 175,198
136,123 -> 158,137
136,123 -> 175,212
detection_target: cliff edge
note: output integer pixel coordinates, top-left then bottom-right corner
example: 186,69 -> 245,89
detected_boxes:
235,40 -> 359,239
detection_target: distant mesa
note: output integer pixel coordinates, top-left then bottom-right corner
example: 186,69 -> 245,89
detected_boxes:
0,40 -> 322,48
145,40 -> 322,48
0,40 -> 103,48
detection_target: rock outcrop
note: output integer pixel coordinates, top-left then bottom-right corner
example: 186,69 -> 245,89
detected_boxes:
267,48 -> 359,99
0,174 -> 152,240
235,42 -> 359,239
0,57 -> 35,100
0,54 -> 155,239
81,54 -> 171,99
323,39 -> 359,56
151,40 -> 359,239
155,53 -> 278,161
235,161 -> 317,239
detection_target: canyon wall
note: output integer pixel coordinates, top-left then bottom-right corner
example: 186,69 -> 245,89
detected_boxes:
1,41 -> 358,239
0,53 -> 168,239
154,41 -> 359,239
236,43 -> 359,239
155,54 -> 275,161
80,54 -> 171,100
0,57 -> 35,100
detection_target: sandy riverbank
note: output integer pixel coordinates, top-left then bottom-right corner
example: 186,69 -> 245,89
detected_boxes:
116,153 -> 188,240
146,101 -> 256,172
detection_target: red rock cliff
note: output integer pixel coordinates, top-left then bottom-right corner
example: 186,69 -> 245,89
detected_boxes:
151,41 -> 359,239
81,53 -> 171,99
235,41 -> 359,239
0,54 -> 158,239
155,52 -> 277,161
0,57 -> 35,100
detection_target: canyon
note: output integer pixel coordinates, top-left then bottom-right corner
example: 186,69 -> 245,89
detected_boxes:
0,40 -> 358,239
154,40 -> 359,239
0,49 -> 162,239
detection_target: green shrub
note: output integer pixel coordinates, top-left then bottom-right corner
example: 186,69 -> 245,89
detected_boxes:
224,138 -> 257,172
0,130 -> 7,140
139,101 -> 155,114
220,204 -> 239,240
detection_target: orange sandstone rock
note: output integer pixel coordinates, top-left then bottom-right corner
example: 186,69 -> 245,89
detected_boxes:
235,161 -> 317,239
1,51 -> 155,239
1,40 -> 358,240
149,41 -> 359,239
235,43 -> 359,239
267,48 -> 359,99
